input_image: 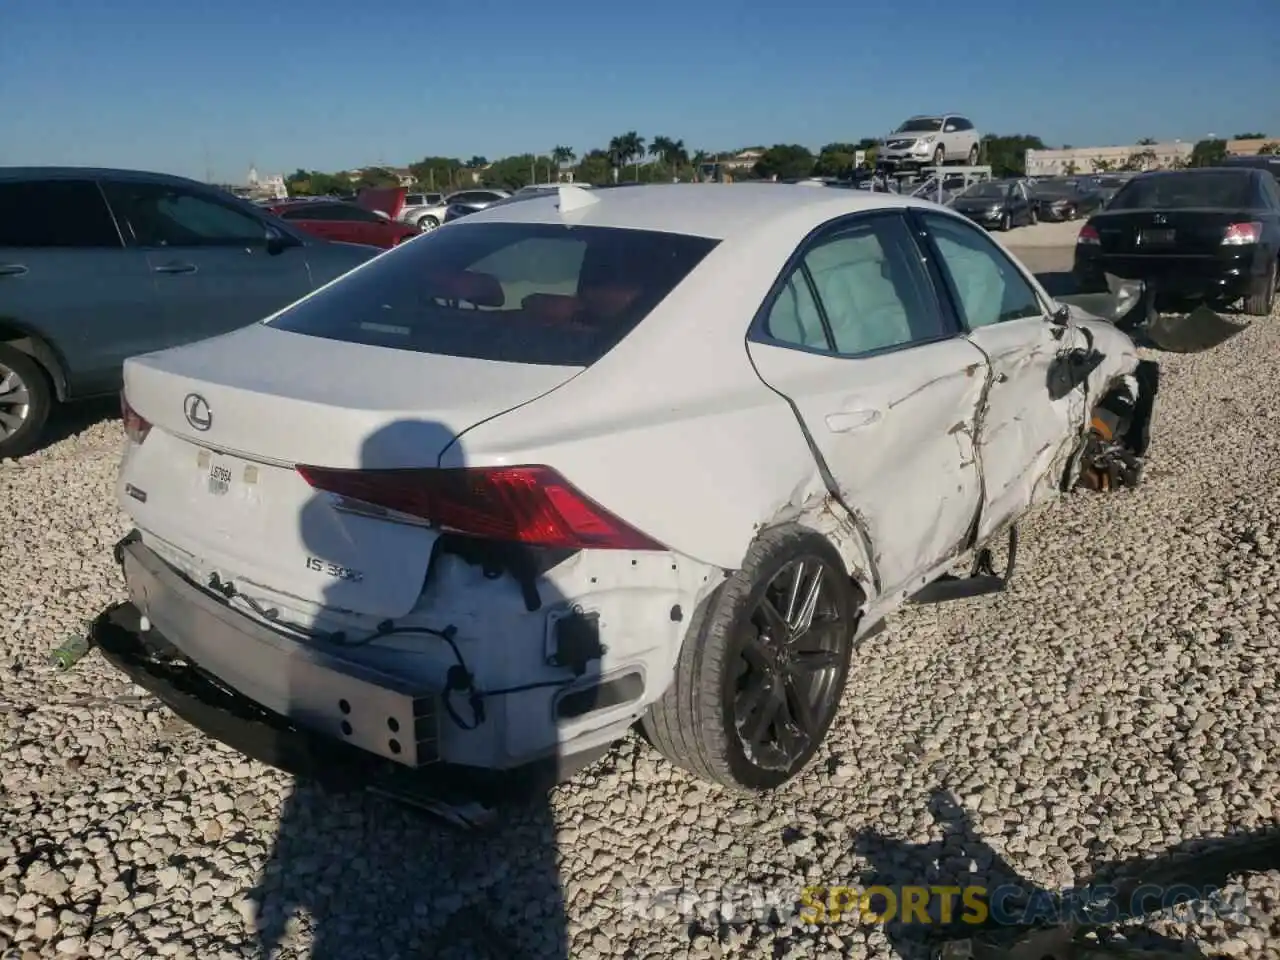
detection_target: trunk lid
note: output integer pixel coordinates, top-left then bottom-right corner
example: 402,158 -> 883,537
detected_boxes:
120,323 -> 582,619
356,186 -> 406,220
1092,209 -> 1250,256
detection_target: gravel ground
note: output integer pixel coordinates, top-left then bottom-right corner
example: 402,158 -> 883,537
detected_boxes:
3,294 -> 1280,960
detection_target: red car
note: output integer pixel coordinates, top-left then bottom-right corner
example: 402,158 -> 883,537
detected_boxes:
266,199 -> 419,249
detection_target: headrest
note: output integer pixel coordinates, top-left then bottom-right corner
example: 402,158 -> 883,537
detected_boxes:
427,270 -> 505,308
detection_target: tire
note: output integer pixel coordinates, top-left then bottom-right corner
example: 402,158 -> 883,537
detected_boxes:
1000,212 -> 1012,231
642,525 -> 861,792
1243,261 -> 1277,317
933,146 -> 946,168
0,343 -> 54,459
967,145 -> 979,165
417,215 -> 440,231
1029,206 -> 1038,226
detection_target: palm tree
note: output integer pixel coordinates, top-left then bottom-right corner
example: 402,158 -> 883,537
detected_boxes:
608,132 -> 645,180
551,145 -> 576,166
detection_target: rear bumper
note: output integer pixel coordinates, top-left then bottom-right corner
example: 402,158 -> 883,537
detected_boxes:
1073,249 -> 1266,301
110,534 -> 443,768
91,601 -> 591,805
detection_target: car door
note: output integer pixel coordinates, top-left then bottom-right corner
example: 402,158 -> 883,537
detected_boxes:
0,178 -> 159,398
100,179 -> 314,351
336,204 -> 397,247
745,210 -> 990,599
915,209 -> 1078,546
280,203 -> 343,243
1013,181 -> 1033,224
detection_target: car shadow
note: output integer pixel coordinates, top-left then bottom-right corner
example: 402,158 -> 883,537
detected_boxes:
1033,270 -> 1078,298
31,395 -> 119,452
247,419 -> 572,959
850,788 -> 1272,959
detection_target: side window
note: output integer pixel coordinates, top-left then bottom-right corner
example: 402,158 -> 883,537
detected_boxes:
764,214 -> 947,356
955,118 -> 974,131
280,205 -> 320,220
0,181 -> 121,248
922,212 -> 1044,329
102,182 -> 267,248
764,272 -> 828,349
405,194 -> 425,206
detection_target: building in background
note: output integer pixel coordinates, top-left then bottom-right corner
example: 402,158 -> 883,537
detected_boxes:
1026,141 -> 1192,176
244,165 -> 287,199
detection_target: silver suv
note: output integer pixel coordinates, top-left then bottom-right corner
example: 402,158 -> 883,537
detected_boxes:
879,114 -> 981,170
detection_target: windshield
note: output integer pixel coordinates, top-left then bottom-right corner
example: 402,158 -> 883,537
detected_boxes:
960,182 -> 1009,200
1096,176 -> 1127,189
895,117 -> 943,133
1107,172 -> 1254,210
267,221 -> 719,366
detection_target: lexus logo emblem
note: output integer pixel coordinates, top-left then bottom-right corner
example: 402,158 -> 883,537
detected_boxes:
184,393 -> 212,432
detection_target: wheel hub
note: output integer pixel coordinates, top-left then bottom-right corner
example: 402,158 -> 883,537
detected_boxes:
0,362 -> 31,440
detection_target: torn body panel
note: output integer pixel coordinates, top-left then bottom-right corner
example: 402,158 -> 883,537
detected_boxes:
746,336 -> 990,602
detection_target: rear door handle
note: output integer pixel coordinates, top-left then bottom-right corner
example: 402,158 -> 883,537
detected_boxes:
825,409 -> 882,433
153,262 -> 198,274
0,264 -> 28,277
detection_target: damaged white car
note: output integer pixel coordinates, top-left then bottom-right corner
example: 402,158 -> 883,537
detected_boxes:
92,184 -> 1214,798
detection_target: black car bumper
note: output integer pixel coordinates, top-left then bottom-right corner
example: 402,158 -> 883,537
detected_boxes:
956,208 -> 1004,228
1073,249 -> 1267,302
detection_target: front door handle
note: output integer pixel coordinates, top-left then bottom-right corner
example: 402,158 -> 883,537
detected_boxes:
153,262 -> 198,274
0,264 -> 28,277
825,409 -> 881,433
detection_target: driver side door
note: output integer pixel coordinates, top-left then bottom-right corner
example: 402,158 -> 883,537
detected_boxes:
915,210 -> 1082,546
101,180 -> 313,352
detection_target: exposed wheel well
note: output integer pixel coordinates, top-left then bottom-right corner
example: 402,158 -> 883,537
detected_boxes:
0,323 -> 67,400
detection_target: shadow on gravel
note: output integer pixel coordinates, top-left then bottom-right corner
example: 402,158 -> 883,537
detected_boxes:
852,789 -> 1278,959
248,418 -> 571,960
38,396 -> 119,450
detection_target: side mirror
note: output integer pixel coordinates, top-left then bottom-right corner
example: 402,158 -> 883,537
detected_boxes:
265,225 -> 294,255
1050,302 -> 1072,326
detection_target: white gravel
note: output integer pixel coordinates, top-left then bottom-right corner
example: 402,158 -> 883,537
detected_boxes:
3,297 -> 1280,959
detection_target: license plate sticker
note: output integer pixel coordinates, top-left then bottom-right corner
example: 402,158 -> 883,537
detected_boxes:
1140,228 -> 1175,245
208,462 -> 232,496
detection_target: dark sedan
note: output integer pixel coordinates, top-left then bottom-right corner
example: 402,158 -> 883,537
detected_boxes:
1073,167 -> 1280,316
948,178 -> 1037,231
1031,178 -> 1106,221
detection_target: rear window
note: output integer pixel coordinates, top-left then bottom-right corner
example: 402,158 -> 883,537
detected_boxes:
1108,172 -> 1255,210
267,222 -> 719,366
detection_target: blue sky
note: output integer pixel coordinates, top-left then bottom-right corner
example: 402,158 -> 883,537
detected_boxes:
2,0 -> 1276,182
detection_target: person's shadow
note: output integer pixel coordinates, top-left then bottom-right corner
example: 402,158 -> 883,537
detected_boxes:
853,789 -> 1270,959
246,418 -> 579,959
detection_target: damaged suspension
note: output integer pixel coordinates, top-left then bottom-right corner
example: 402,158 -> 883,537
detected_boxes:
1076,383 -> 1144,493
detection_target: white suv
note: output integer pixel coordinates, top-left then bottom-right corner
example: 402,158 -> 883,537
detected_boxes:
400,192 -> 448,231
879,114 -> 981,171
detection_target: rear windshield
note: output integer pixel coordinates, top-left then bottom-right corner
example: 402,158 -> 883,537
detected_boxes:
1108,172 -> 1254,210
267,221 -> 719,366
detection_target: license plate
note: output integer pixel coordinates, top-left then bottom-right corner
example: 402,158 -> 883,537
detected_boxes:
208,463 -> 232,496
1140,228 -> 1175,245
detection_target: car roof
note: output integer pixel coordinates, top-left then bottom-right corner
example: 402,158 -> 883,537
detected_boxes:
456,183 -> 935,239
0,166 -> 207,187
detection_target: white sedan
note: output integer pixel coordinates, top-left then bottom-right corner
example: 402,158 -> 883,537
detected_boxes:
96,184 -> 1178,794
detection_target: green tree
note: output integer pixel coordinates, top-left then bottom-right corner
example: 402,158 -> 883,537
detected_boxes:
979,134 -> 1045,177
1091,157 -> 1115,172
1137,137 -> 1157,145
1234,132 -> 1267,140
466,156 -> 488,169
1189,138 -> 1228,167
1123,148 -> 1158,172
607,132 -> 646,179
481,153 -> 558,190
1258,142 -> 1280,156
753,144 -> 816,180
409,156 -> 463,191
1063,160 -> 1079,175
574,150 -> 614,186
813,142 -> 860,178
356,167 -> 399,188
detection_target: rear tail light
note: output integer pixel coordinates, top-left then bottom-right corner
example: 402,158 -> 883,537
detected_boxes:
120,392 -> 151,445
1222,221 -> 1262,246
1077,224 -> 1100,245
295,464 -> 665,551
